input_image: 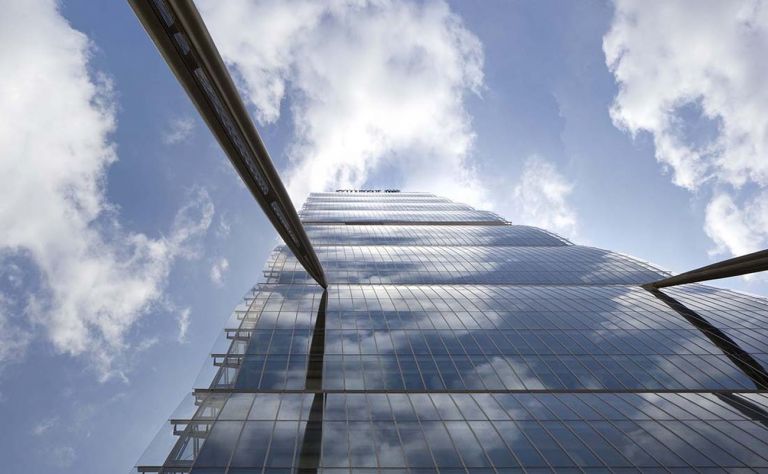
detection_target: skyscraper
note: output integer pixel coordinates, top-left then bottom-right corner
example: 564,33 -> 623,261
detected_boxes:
138,191 -> 768,473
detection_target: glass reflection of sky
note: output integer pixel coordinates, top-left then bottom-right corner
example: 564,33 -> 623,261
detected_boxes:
266,245 -> 667,285
150,193 -> 768,473
229,283 -> 767,392
188,392 -> 768,470
305,224 -> 569,247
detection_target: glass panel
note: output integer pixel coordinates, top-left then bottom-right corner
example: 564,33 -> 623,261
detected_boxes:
139,190 -> 768,473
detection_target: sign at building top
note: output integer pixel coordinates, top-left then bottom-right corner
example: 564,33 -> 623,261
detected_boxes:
335,189 -> 400,193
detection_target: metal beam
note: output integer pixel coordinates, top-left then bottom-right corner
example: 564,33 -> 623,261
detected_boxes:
644,249 -> 768,289
305,291 -> 327,391
128,0 -> 326,288
645,287 -> 768,390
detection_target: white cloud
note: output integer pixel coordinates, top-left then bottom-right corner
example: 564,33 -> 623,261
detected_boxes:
0,0 -> 213,378
32,416 -> 59,436
215,214 -> 232,240
136,336 -> 160,352
506,157 -> 577,239
162,116 -> 195,144
210,257 -> 230,286
198,0 -> 488,207
0,293 -> 31,367
604,0 -> 768,256
176,307 -> 191,343
705,190 -> 768,256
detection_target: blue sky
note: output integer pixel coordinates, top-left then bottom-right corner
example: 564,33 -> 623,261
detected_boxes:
1,0 -> 767,472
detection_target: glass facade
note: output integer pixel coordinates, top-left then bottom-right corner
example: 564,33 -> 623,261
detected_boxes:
137,192 -> 768,473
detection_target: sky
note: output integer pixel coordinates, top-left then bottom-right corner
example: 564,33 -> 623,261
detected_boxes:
1,0 -> 767,472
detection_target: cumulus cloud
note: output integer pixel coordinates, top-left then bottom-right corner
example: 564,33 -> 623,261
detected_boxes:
198,0 -> 488,207
705,191 -> 768,256
162,116 -> 195,144
0,0 -> 213,378
604,0 -> 768,256
210,257 -> 230,286
507,157 -> 577,239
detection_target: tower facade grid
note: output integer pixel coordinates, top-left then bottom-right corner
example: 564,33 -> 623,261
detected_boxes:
138,191 -> 768,473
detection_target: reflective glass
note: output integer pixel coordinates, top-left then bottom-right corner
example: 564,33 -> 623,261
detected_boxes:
139,192 -> 768,473
177,393 -> 768,470
306,224 -> 568,247
265,245 -> 665,285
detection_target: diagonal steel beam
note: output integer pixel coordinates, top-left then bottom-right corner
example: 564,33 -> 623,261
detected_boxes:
644,249 -> 768,289
128,0 -> 327,288
645,287 -> 768,390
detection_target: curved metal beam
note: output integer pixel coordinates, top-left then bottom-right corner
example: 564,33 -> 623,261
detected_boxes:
128,0 -> 326,288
